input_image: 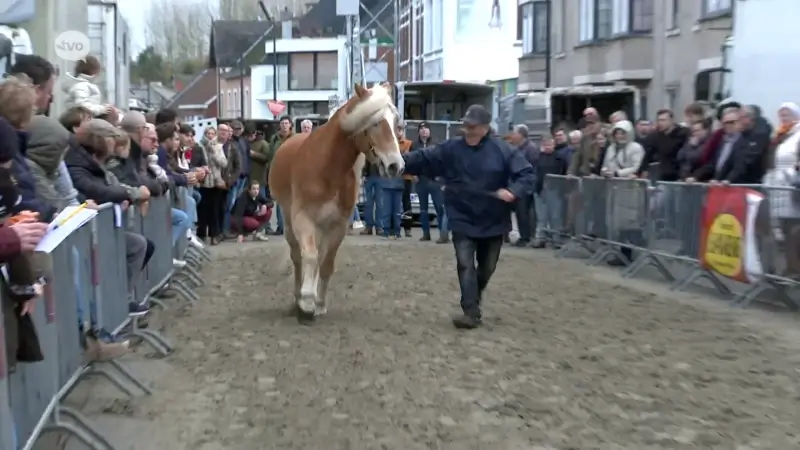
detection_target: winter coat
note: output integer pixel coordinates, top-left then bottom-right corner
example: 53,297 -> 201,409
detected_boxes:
24,115 -> 79,212
62,73 -> 106,117
248,138 -> 271,185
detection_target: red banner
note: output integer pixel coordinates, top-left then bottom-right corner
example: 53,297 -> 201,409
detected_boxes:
699,186 -> 765,283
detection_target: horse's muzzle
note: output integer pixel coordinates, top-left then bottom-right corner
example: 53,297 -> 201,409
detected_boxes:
385,162 -> 403,177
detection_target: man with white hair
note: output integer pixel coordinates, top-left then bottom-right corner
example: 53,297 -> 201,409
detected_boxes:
300,119 -> 313,133
610,110 -> 627,124
111,112 -> 163,196
568,130 -> 582,147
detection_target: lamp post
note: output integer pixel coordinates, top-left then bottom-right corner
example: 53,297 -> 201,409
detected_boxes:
258,1 -> 279,109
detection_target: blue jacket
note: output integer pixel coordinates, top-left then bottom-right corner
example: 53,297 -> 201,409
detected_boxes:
156,146 -> 188,187
13,131 -> 56,220
402,135 -> 535,238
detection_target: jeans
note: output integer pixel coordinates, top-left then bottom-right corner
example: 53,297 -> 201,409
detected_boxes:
417,178 -> 447,236
275,205 -> 284,233
363,176 -> 383,229
190,188 -> 202,205
223,179 -> 245,233
515,194 -> 535,242
171,208 -> 191,246
452,232 -> 504,319
380,188 -> 403,236
534,188 -> 563,243
184,190 -> 198,225
125,232 -> 148,292
350,205 -> 361,225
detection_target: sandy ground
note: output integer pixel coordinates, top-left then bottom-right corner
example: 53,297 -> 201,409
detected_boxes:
67,235 -> 800,450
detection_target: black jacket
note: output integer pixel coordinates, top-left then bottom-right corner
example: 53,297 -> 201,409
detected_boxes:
676,136 -> 708,180
534,150 -> 569,194
189,143 -> 207,167
106,140 -> 164,197
403,134 -> 535,238
637,126 -> 691,181
694,129 -> 767,184
13,130 -> 56,220
233,191 -> 272,219
64,143 -> 131,204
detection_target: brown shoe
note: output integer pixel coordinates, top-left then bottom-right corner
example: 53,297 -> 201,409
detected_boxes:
85,337 -> 129,362
376,227 -> 384,235
360,226 -> 373,235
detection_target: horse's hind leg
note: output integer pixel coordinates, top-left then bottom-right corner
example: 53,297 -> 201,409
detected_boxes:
316,223 -> 348,316
285,223 -> 302,313
292,213 -> 320,321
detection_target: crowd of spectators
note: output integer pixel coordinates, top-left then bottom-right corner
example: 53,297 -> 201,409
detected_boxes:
0,52 -> 289,372
500,99 -> 799,271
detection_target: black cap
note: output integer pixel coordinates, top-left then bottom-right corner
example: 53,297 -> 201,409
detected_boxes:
462,105 -> 491,126
418,121 -> 429,129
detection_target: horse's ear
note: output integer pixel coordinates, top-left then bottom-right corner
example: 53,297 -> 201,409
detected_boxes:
354,84 -> 367,98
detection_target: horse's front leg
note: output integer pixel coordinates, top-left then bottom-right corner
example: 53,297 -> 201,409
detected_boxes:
292,213 -> 319,322
316,222 -> 348,316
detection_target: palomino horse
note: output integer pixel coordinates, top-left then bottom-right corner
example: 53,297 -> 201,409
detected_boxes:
268,83 -> 405,322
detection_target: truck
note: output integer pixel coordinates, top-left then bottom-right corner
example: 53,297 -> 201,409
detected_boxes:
503,85 -> 641,137
87,0 -> 131,110
704,0 -> 800,120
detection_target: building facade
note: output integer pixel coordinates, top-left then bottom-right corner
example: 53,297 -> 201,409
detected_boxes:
517,0 -> 732,119
219,72 -> 252,118
398,0 -> 521,83
249,36 -> 347,119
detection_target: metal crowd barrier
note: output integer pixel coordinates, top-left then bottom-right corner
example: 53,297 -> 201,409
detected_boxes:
0,187 -> 211,450
542,175 -> 800,311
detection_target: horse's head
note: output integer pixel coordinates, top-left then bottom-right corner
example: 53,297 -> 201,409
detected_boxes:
338,83 -> 404,177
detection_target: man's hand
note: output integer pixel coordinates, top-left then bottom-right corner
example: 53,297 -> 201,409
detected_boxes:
85,199 -> 99,209
138,186 -> 151,200
139,200 -> 150,216
104,105 -> 114,114
709,180 -> 720,185
121,200 -> 130,211
195,170 -> 207,182
495,188 -> 516,203
20,298 -> 36,316
685,177 -> 696,184
237,234 -> 244,243
186,172 -> 198,185
638,171 -> 649,179
10,221 -> 48,251
600,168 -> 613,178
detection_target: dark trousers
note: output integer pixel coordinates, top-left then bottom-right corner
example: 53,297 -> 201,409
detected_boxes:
515,194 -> 535,242
197,187 -> 224,239
402,179 -> 412,230
452,232 -> 504,319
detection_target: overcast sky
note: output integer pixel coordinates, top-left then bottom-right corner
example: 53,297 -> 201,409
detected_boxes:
118,0 -> 151,54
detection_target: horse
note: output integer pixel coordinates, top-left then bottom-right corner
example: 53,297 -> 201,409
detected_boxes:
268,83 -> 405,322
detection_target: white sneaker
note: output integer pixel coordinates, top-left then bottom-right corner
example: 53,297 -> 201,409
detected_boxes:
188,232 -> 204,249
172,259 -> 187,268
352,220 -> 365,230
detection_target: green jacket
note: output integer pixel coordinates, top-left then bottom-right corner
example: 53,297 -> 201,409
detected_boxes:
248,138 -> 271,185
266,132 -> 293,176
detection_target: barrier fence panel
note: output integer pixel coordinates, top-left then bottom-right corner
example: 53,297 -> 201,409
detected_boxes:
0,190 -> 206,449
550,176 -> 800,310
0,295 -> 14,450
539,175 -> 579,247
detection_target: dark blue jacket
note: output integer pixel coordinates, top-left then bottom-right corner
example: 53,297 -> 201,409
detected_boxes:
402,135 -> 535,238
13,131 -> 56,220
156,145 -> 188,187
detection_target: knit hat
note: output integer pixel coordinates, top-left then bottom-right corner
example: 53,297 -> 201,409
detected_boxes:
0,117 -> 20,165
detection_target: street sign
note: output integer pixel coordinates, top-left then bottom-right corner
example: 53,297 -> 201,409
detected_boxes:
360,37 -> 394,45
267,100 -> 286,117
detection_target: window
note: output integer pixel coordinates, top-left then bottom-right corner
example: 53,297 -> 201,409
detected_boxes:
244,88 -> 249,118
666,87 -> 679,112
631,0 -> 653,32
669,0 -> 679,29
579,0 -> 595,41
288,101 -> 329,116
226,90 -> 232,116
581,0 -> 652,41
596,0 -> 612,39
703,0 -> 732,16
233,89 -> 240,116
315,52 -> 338,89
521,2 -> 548,55
424,0 -> 444,52
456,0 -> 474,37
289,53 -> 314,89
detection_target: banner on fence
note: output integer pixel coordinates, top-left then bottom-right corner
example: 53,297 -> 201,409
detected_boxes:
699,186 -> 765,283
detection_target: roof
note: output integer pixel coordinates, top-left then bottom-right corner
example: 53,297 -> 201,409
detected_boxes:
298,0 -> 394,38
208,20 -> 273,68
128,82 -> 176,109
164,69 -> 217,111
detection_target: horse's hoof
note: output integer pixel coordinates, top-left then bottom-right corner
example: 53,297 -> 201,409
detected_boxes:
297,308 -> 316,324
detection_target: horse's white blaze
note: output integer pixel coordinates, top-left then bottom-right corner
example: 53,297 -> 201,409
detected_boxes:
377,110 -> 405,173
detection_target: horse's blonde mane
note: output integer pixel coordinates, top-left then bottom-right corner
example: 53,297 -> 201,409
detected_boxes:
339,84 -> 395,133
